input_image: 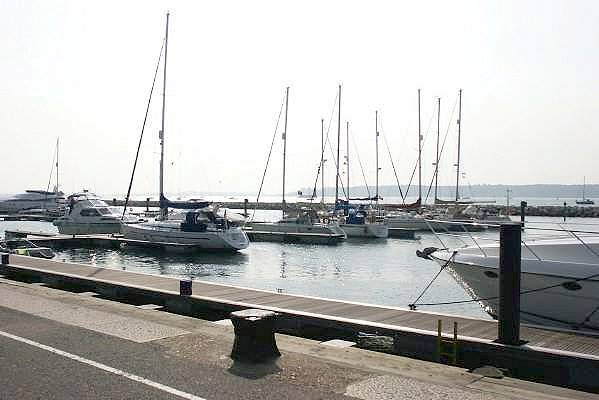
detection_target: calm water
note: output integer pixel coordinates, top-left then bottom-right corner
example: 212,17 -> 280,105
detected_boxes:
3,216 -> 599,320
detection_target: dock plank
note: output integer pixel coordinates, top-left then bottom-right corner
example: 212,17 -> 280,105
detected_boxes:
4,252 -> 599,360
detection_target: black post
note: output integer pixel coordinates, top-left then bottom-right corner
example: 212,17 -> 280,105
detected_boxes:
520,201 -> 527,227
180,280 -> 192,296
498,222 -> 522,345
563,202 -> 567,222
244,198 -> 249,217
1,253 -> 8,265
146,197 -> 150,212
113,198 -> 117,206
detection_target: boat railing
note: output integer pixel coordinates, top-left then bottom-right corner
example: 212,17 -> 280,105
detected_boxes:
428,219 -> 599,263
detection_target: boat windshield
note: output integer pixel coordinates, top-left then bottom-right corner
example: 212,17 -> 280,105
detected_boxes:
97,208 -> 113,215
89,200 -> 107,207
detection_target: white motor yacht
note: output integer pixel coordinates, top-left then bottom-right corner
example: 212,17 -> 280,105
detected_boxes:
0,189 -> 65,214
427,236 -> 599,332
53,192 -> 137,235
121,206 -> 249,251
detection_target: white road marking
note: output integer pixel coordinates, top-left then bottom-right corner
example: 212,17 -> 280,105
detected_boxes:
0,329 -> 207,400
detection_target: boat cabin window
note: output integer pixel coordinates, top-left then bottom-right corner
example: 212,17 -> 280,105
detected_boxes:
89,200 -> 106,207
80,208 -> 101,217
97,208 -> 112,215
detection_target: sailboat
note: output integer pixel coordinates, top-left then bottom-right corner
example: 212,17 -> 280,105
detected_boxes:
121,13 -> 249,252
245,86 -> 346,244
576,177 -> 594,205
337,114 -> 388,238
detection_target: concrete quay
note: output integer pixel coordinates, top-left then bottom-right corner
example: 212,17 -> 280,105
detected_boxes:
0,275 -> 596,400
2,252 -> 599,394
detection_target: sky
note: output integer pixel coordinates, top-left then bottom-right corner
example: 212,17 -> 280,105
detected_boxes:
1,0 -> 598,198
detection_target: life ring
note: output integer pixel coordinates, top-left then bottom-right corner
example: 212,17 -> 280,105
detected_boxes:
322,217 -> 330,224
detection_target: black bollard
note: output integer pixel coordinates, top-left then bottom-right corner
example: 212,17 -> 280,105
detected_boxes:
563,202 -> 567,222
498,222 -> 523,345
520,201 -> 527,227
230,309 -> 280,363
1,253 -> 8,265
244,198 -> 249,217
180,280 -> 192,296
146,197 -> 150,212
113,198 -> 117,206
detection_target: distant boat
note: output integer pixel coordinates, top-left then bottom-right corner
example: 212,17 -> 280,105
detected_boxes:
0,189 -> 65,214
248,87 -> 346,244
576,177 -> 594,205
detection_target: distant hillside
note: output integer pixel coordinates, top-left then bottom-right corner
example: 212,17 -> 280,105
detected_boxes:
298,184 -> 598,199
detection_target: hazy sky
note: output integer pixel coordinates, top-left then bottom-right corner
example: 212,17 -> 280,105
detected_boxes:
2,0 -> 598,198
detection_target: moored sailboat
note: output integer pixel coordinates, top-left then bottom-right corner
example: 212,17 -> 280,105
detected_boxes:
120,13 -> 249,252
246,86 -> 346,244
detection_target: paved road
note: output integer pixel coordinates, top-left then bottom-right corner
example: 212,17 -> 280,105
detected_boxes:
0,306 -> 351,400
0,279 -> 595,400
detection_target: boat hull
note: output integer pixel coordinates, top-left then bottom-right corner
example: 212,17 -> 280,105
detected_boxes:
244,222 -> 346,244
431,245 -> 599,331
53,221 -> 123,235
339,223 -> 388,238
121,223 -> 249,251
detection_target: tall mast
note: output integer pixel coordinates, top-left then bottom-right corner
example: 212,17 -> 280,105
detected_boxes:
346,121 -> 350,202
159,12 -> 169,218
282,86 -> 290,215
375,111 -> 380,209
418,89 -> 422,204
321,118 -> 325,203
455,89 -> 462,202
434,97 -> 440,202
56,137 -> 59,194
335,84 -> 341,204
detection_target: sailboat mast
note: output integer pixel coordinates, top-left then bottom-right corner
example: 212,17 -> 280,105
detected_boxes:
455,89 -> 462,202
376,111 -> 379,208
159,12 -> 169,217
418,89 -> 422,205
282,86 -> 290,214
434,97 -> 440,202
56,137 -> 59,195
335,84 -> 341,204
321,118 -> 325,203
346,121 -> 350,202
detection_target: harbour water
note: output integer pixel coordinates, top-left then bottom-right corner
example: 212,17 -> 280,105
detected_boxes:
4,214 -> 599,321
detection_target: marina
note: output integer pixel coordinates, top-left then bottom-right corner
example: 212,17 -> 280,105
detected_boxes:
3,2 -> 599,398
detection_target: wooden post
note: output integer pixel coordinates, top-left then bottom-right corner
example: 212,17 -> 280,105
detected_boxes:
498,222 -> 522,345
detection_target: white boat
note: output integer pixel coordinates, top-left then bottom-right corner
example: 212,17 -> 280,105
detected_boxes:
120,13 -> 249,252
246,208 -> 346,243
0,189 -> 65,214
122,207 -> 249,251
428,236 -> 599,331
53,192 -> 137,235
340,221 -> 388,238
